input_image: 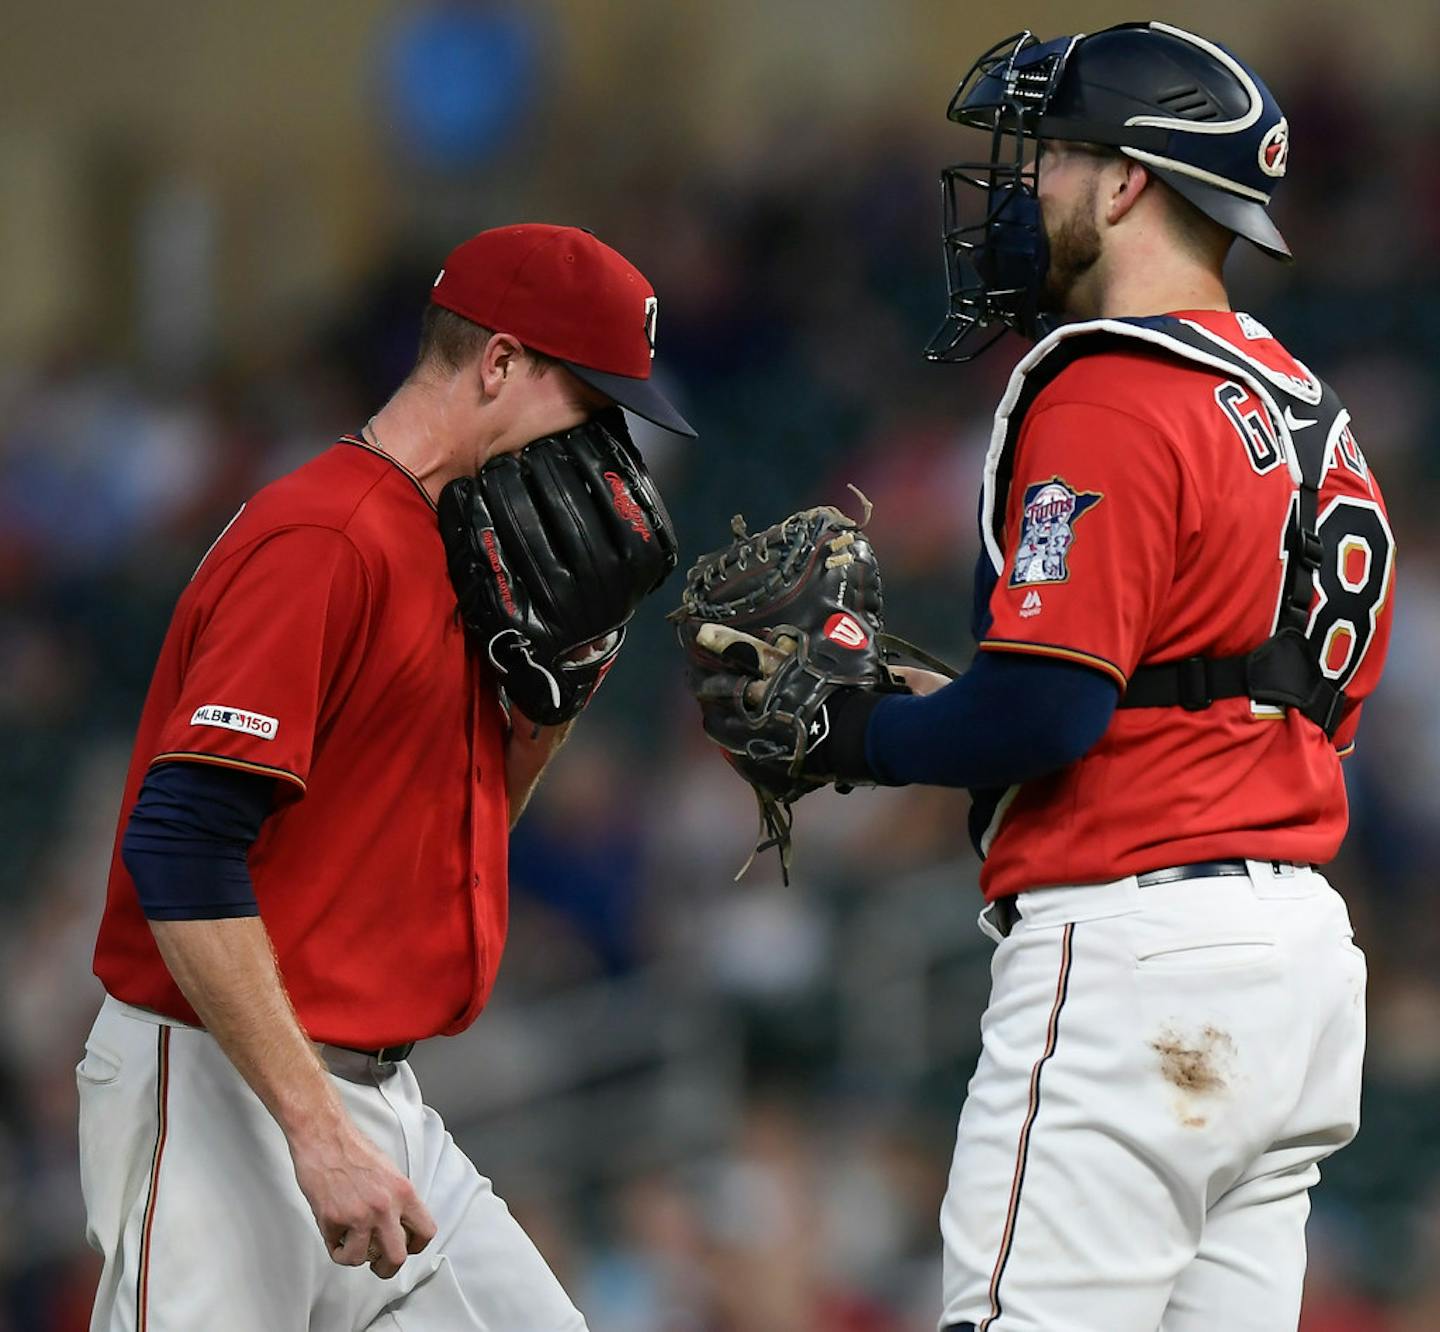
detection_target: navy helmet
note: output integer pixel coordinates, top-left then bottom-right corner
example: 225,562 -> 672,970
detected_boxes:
927,21 -> 1292,362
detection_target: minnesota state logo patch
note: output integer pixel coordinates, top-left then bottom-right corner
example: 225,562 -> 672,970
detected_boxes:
1010,477 -> 1103,587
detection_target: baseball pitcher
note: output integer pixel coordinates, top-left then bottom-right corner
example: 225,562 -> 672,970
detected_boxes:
81,225 -> 690,1331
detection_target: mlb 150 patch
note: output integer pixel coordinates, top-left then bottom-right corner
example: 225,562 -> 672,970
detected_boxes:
190,705 -> 279,740
1010,477 -> 1103,587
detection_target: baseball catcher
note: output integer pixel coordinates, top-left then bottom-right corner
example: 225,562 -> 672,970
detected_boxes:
440,409 -> 678,725
679,21 -> 1396,1332
673,493 -> 948,878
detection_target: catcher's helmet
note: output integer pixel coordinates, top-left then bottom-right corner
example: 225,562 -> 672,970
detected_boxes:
927,21 -> 1292,362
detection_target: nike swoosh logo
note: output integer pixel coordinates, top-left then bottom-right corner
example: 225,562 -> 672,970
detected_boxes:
1282,405 -> 1317,431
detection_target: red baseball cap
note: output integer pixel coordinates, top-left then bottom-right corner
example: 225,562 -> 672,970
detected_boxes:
429,224 -> 696,437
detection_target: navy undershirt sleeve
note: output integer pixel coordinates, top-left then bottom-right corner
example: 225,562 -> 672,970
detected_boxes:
122,762 -> 276,921
864,651 -> 1119,789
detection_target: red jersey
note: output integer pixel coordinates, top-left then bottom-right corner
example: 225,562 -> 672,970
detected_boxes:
93,437 -> 512,1046
975,311 -> 1394,898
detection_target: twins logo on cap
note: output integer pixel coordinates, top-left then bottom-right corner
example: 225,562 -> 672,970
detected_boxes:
1258,119 -> 1289,178
428,224 -> 696,436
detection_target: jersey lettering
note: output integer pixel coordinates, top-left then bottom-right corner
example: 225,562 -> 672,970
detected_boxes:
1272,496 -> 1395,688
1328,422 -> 1368,483
1214,381 -> 1281,475
1307,498 -> 1395,684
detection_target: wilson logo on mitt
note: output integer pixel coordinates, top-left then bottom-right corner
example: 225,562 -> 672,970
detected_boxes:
604,471 -> 652,543
823,612 -> 870,650
671,492 -> 889,882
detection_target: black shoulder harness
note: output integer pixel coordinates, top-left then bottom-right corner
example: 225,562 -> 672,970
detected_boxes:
980,314 -> 1348,737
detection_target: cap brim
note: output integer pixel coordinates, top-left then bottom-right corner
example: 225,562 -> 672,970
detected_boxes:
562,362 -> 697,437
1151,167 -> 1292,262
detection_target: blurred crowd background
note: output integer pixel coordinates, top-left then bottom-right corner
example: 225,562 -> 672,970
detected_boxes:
4,2 -> 1440,1328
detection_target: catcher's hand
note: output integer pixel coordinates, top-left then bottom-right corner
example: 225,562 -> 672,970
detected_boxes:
672,494 -> 904,879
439,410 -> 678,725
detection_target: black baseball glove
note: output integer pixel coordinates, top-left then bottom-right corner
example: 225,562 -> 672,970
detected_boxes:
439,410 -> 678,725
672,494 -> 914,880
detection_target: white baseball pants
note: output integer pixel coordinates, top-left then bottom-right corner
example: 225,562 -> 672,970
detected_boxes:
939,860 -> 1366,1332
78,996 -> 587,1332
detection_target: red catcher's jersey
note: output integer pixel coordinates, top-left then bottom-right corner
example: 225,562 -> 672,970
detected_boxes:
976,311 -> 1395,899
93,438 -> 512,1047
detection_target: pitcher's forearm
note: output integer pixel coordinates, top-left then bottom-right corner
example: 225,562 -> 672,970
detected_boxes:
505,715 -> 574,827
149,916 -> 343,1138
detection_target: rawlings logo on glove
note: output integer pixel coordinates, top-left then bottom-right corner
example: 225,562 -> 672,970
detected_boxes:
604,471 -> 653,542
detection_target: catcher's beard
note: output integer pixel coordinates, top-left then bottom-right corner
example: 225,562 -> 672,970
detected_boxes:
1041,173 -> 1103,316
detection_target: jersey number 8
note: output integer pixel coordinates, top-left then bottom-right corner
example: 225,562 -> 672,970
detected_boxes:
1275,495 -> 1395,688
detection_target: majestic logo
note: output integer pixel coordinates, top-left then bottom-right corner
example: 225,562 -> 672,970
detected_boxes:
1019,589 -> 1043,618
190,705 -> 278,740
643,296 -> 658,358
1010,477 -> 1102,587
1258,119 -> 1289,178
604,471 -> 652,542
822,611 -> 870,650
479,528 -> 519,616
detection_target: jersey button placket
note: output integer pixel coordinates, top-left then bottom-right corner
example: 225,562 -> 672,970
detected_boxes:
467,654 -> 488,1015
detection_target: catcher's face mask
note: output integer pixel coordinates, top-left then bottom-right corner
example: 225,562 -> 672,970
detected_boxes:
927,23 -> 1293,363
926,31 -> 1078,363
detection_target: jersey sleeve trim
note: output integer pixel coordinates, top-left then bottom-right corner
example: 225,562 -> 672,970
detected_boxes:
1335,742 -> 1356,759
978,639 -> 1128,690
148,752 -> 307,792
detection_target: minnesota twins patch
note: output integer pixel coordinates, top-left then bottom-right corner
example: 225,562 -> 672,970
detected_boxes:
1010,477 -> 1103,587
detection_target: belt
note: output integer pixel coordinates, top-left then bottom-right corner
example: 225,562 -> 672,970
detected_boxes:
337,1041 -> 415,1064
1135,859 -> 1251,887
318,1041 -> 416,1084
991,860 -> 1309,936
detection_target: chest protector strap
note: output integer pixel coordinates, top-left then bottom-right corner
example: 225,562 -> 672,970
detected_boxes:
982,315 -> 1347,738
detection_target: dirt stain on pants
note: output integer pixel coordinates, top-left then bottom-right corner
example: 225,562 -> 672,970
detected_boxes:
1150,1025 -> 1235,1128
